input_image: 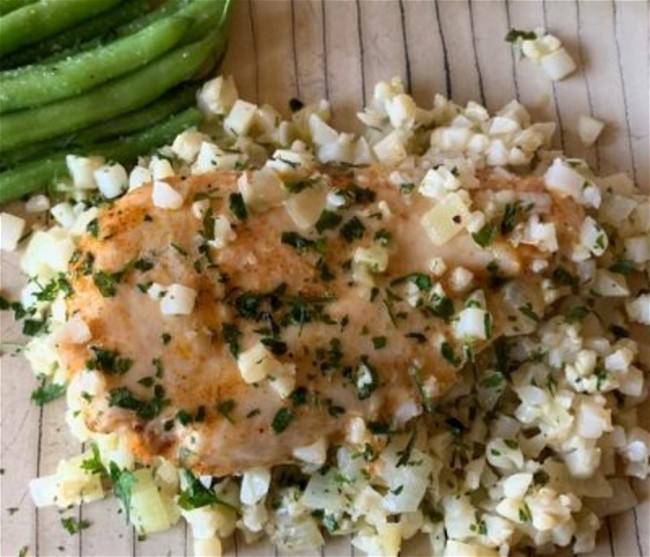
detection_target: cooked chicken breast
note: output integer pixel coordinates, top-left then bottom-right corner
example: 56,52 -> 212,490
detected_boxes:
58,166 -> 582,476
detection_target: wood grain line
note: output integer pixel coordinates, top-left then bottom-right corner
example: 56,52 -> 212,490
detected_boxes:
467,0 -> 486,106
542,0 -> 566,152
433,0 -> 452,98
611,0 -> 638,185
355,0 -> 366,106
321,0 -> 330,100
575,0 -> 601,170
398,0 -> 412,94
248,0 -> 260,104
290,0 -> 300,100
504,0 -> 521,99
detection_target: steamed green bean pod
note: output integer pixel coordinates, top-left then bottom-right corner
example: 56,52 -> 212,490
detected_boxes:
1,16 -> 191,112
0,30 -> 225,151
0,0 -> 36,16
1,0 -> 148,69
0,0 -> 123,56
0,108 -> 202,203
1,86 -> 197,168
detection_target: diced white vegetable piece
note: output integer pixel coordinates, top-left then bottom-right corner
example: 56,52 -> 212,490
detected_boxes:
580,216 -> 608,256
56,314 -> 92,345
240,467 -> 271,505
464,101 -> 489,122
380,447 -> 434,513
208,216 -> 236,249
385,94 -> 417,129
152,181 -> 184,210
224,99 -> 257,136
522,38 -> 544,61
519,215 -> 559,252
578,115 -> 605,146
420,192 -> 471,246
598,193 -> 637,225
301,467 -> 348,511
503,473 -> 533,499
293,436 -> 327,466
266,145 -> 315,175
172,129 -> 206,162
544,158 -> 600,207
191,199 -> 210,220
268,362 -> 295,399
623,234 -> 650,263
238,342 -> 285,384
0,212 -> 26,251
69,207 -> 98,237
284,181 -> 328,230
540,47 -> 577,81
94,163 -> 128,199
197,75 -> 238,117
66,155 -> 104,190
56,453 -> 105,507
486,139 -> 509,166
489,116 -> 520,136
254,103 -> 282,136
353,524 -> 401,557
25,194 -> 51,213
449,267 -> 474,292
454,307 -> 490,340
193,537 -> 223,557
373,130 -> 408,165
593,269 -> 629,297
147,282 -> 166,300
129,166 -> 152,190
192,142 -> 224,173
160,283 -> 197,315
149,156 -> 175,180
626,293 -> 650,324
353,245 -> 389,273
308,113 -> 339,145
576,398 -> 612,439
130,469 -> 175,534
317,134 -> 355,164
353,137 -> 374,165
21,228 -> 75,277
443,494 -> 478,542
29,474 -> 59,507
238,168 -> 287,212
419,166 -> 460,199
50,202 -> 76,228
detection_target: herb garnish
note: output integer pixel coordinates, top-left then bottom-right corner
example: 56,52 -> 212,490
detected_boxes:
228,193 -> 248,220
271,407 -> 294,433
31,378 -> 66,406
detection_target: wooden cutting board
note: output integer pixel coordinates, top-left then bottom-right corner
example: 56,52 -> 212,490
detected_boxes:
1,1 -> 648,556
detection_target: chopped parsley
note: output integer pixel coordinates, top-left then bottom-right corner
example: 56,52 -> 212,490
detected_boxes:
86,218 -> 99,238
471,223 -> 496,248
80,445 -> 106,475
134,258 -> 154,272
271,407 -> 294,433
340,217 -> 365,243
500,203 -> 519,235
222,323 -> 242,358
109,463 -> 136,522
315,210 -> 343,233
281,231 -> 324,252
518,304 -> 540,323
34,275 -> 73,302
505,29 -> 537,43
608,259 -> 635,276
440,342 -> 459,365
228,192 -> 248,220
92,270 -> 121,297
177,469 -> 237,511
86,346 -> 132,375
372,336 -> 387,349
216,399 -> 236,423
107,384 -> 169,421
31,378 -> 66,406
61,517 -> 91,535
566,305 -> 591,323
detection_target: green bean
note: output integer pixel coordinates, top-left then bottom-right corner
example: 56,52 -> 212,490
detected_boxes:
0,0 -> 124,57
1,17 -> 191,112
1,0 -> 148,69
116,0 -> 191,37
0,108 -> 202,203
0,0 -> 36,16
0,85 -> 197,169
0,30 -> 225,151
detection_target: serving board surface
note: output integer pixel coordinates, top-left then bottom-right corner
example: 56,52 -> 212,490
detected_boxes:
1,1 -> 648,556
